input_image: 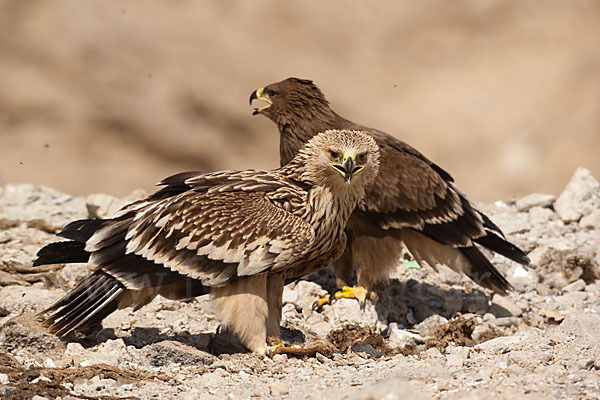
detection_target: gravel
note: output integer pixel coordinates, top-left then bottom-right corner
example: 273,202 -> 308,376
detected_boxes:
0,168 -> 599,399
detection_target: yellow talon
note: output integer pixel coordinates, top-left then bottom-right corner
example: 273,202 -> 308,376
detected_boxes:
265,343 -> 288,357
312,287 -> 377,311
334,286 -> 378,308
312,294 -> 331,310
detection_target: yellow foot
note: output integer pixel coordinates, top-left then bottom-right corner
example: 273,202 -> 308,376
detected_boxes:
312,294 -> 331,310
334,286 -> 378,309
264,343 -> 289,357
312,286 -> 378,310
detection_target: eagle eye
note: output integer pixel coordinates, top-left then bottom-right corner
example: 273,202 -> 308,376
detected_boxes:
356,152 -> 367,164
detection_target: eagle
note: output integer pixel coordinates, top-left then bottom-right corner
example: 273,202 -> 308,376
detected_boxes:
250,78 -> 529,306
34,129 -> 380,354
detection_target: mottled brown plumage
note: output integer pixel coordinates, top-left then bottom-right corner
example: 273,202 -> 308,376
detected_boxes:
250,78 -> 530,297
35,129 -> 380,353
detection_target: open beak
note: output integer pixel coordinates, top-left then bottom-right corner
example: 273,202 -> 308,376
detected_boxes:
332,153 -> 364,183
249,87 -> 272,115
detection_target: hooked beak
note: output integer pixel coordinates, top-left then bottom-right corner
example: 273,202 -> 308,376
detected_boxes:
332,153 -> 364,183
249,87 -> 272,115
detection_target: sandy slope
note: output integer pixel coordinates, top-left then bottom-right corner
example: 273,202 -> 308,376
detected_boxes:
0,1 -> 599,201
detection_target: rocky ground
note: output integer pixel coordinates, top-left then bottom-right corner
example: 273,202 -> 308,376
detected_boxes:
0,167 -> 599,400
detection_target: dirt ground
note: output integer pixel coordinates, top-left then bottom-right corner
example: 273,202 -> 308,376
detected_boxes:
1,1 -> 600,202
0,168 -> 599,399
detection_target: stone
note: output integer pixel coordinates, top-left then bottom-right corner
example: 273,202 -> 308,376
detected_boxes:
554,168 -> 600,223
0,316 -> 64,353
554,313 -> 600,349
414,314 -> 448,338
322,296 -> 380,329
475,334 -> 525,353
446,345 -> 470,359
281,286 -> 299,305
490,317 -> 519,327
490,294 -> 522,317
0,386 -> 16,397
423,347 -> 443,358
516,193 -> 556,211
269,382 -> 289,396
349,378 -> 427,400
387,324 -> 425,348
446,353 -> 465,367
85,189 -> 145,219
0,286 -> 63,315
580,209 -> 600,229
471,324 -> 493,342
0,184 -> 88,230
488,211 -> 530,235
139,340 -> 216,367
294,280 -> 329,317
351,343 -> 381,358
272,354 -> 288,363
0,374 -> 9,384
528,206 -> 556,224
562,279 -> 586,293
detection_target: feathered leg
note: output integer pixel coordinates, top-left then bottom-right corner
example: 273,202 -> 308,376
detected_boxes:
212,274 -> 269,353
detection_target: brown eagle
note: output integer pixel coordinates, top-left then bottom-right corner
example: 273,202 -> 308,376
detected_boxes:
34,129 -> 380,354
250,78 -> 529,306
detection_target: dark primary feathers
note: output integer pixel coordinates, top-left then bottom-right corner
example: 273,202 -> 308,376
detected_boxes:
250,77 -> 530,295
35,129 -> 380,352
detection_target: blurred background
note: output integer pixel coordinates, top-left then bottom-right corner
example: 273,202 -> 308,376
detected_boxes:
0,0 -> 598,202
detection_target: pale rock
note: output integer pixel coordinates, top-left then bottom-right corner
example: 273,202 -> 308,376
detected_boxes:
471,324 -> 492,342
475,334 -> 526,353
31,375 -> 51,384
554,168 -> 600,223
528,206 -> 556,224
580,209 -> 600,229
351,343 -> 381,358
423,347 -> 443,358
490,294 -> 522,317
446,353 -> 465,367
516,193 -> 556,211
86,189 -> 145,219
446,345 -> 470,360
272,354 -> 288,363
43,357 -> 56,368
545,363 -> 566,376
309,320 -> 334,337
349,378 -> 427,400
555,312 -> 600,350
489,211 -> 530,235
387,323 -> 425,348
0,286 -> 63,315
295,280 -> 329,318
269,381 -> 289,396
0,183 -> 88,229
490,317 -> 519,327
562,279 -> 586,293
414,314 -> 448,338
138,340 -> 216,367
554,291 -> 589,304
0,373 -> 9,384
281,286 -> 299,305
322,297 -> 380,329
0,316 -> 64,352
